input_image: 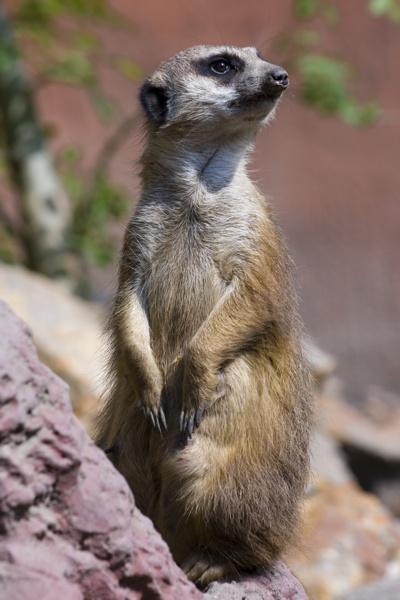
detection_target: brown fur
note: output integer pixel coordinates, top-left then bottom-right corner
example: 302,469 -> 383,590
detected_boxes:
95,45 -> 313,588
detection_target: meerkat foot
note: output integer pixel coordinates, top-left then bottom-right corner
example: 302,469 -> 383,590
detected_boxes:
182,553 -> 237,589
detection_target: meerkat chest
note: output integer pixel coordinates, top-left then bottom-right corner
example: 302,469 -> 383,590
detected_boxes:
131,194 -> 254,354
135,193 -> 254,273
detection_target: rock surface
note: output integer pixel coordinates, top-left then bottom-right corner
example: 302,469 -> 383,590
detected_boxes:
287,479 -> 400,600
321,387 -> 400,461
310,429 -> 353,485
343,576 -> 400,600
320,384 -> 400,515
0,263 -> 102,428
204,562 -> 308,599
0,299 -> 200,599
0,299 -> 307,599
302,336 -> 336,386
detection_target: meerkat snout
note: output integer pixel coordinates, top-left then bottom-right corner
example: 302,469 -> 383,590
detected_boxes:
139,45 -> 289,131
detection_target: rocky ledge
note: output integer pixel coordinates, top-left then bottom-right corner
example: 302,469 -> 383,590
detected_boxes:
0,299 -> 307,599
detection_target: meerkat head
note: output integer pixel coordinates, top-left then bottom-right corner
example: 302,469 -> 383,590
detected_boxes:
139,45 -> 288,135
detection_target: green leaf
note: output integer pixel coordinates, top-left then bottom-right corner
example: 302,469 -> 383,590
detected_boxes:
89,89 -> 116,122
45,52 -> 95,86
369,0 -> 393,15
294,0 -> 320,19
66,170 -> 129,266
16,0 -> 64,27
15,23 -> 54,49
298,54 -> 349,112
62,0 -> 108,18
90,175 -> 129,220
62,171 -> 84,201
114,57 -> 143,81
0,223 -> 22,264
73,32 -> 99,52
341,102 -> 380,126
298,54 -> 379,126
16,0 -> 109,25
82,234 -> 114,266
293,29 -> 321,48
323,4 -> 339,25
369,0 -> 400,21
58,145 -> 82,165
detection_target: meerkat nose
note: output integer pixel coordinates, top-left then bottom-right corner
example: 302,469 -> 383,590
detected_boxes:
267,67 -> 289,89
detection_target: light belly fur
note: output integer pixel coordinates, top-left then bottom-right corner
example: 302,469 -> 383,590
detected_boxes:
144,233 -> 227,375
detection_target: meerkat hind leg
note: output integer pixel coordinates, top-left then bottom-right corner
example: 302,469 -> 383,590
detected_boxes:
182,552 -> 239,589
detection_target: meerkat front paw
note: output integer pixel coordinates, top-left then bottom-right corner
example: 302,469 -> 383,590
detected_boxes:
179,404 -> 205,437
179,368 -> 225,437
140,382 -> 167,433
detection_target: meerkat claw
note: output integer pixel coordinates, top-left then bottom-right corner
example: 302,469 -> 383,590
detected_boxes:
180,410 -> 192,435
146,408 -> 156,429
194,406 -> 205,428
187,413 -> 195,437
180,408 -> 202,436
159,406 -> 167,431
153,409 -> 162,433
142,406 -> 167,433
179,410 -> 185,432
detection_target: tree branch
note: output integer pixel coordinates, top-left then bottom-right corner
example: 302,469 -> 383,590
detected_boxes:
0,5 -> 71,277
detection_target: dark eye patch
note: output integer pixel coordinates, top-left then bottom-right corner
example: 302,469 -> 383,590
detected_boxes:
193,53 -> 245,84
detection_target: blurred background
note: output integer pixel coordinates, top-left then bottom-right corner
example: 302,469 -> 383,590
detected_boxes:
0,1 -> 399,598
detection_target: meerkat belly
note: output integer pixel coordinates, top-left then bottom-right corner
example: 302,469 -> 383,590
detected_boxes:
144,233 -> 226,366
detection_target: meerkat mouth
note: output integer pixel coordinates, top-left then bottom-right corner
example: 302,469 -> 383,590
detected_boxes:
228,90 -> 282,113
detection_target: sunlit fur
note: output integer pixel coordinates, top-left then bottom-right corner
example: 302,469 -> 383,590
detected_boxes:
95,45 -> 313,589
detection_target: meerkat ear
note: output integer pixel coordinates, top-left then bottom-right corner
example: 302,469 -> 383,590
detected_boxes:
140,82 -> 169,126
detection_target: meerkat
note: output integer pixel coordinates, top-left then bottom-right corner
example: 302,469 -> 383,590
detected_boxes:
96,45 -> 313,588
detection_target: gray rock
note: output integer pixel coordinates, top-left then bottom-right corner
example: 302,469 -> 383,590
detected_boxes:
320,385 -> 400,516
311,429 -> 353,484
302,335 -> 336,385
342,576 -> 400,600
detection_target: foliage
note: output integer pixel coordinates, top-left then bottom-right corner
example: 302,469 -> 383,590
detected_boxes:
14,1 -> 140,122
45,52 -> 95,86
115,57 -> 143,81
15,0 -> 109,25
281,1 -> 381,126
369,0 -> 400,22
294,0 -> 319,19
293,0 -> 338,24
72,175 -> 129,267
59,146 -> 129,268
298,55 -> 379,125
6,0 -> 139,272
0,224 -> 21,263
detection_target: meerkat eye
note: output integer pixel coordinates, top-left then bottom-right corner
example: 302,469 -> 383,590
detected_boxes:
209,59 -> 232,75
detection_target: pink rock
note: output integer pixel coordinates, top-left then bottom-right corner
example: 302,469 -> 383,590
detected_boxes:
0,300 -> 307,599
0,300 -> 200,599
203,562 -> 308,599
